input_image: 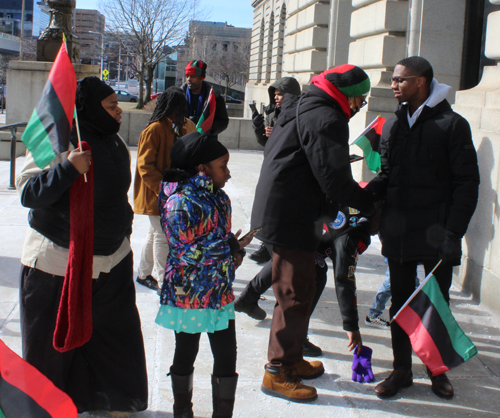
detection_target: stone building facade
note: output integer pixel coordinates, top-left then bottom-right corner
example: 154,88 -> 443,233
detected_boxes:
177,21 -> 251,97
245,0 -> 500,315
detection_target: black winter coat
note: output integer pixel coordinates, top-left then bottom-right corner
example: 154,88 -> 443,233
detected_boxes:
367,99 -> 479,262
21,121 -> 134,256
251,85 -> 375,251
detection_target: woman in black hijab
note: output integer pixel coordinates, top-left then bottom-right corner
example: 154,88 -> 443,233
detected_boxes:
17,76 -> 148,415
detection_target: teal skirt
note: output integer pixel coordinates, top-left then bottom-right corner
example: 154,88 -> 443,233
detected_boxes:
155,302 -> 235,334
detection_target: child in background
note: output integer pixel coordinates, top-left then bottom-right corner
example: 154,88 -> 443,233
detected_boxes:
155,131 -> 253,418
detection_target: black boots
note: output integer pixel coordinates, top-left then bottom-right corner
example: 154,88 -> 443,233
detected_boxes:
249,243 -> 271,263
170,367 -> 194,418
212,374 -> 238,418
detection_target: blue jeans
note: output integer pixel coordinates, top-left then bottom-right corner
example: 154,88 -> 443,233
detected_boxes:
368,258 -> 421,318
368,269 -> 391,317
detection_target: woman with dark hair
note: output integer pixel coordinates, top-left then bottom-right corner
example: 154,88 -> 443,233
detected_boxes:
134,87 -> 197,290
17,76 -> 148,416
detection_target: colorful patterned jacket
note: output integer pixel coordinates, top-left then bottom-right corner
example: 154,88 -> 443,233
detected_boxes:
158,169 -> 240,310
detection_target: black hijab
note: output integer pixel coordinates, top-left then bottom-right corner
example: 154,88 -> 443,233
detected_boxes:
76,76 -> 120,135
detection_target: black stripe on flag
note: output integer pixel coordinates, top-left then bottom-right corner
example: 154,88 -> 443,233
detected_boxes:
0,375 -> 51,418
410,291 -> 465,370
36,80 -> 72,155
364,127 -> 380,152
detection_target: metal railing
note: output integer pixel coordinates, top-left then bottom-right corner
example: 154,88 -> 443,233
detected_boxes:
0,122 -> 27,190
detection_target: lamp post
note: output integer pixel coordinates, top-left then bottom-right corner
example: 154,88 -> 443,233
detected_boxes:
89,30 -> 104,80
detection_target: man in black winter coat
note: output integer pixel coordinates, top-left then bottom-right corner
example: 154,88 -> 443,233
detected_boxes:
182,60 -> 229,137
251,65 -> 376,402
248,76 -> 301,263
368,56 -> 480,400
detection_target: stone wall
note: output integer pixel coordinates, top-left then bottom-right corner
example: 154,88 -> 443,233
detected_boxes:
452,1 -> 500,314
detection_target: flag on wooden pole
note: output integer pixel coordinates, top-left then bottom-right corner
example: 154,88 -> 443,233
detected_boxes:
0,339 -> 77,417
392,264 -> 478,376
196,88 -> 216,134
22,39 -> 76,168
352,116 -> 385,174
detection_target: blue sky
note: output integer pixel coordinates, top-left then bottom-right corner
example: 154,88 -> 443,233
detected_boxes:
75,0 -> 253,28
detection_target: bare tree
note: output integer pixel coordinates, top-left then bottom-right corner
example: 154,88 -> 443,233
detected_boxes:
101,0 -> 205,108
206,44 -> 250,99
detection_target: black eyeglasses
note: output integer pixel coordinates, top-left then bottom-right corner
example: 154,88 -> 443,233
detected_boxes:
360,99 -> 367,108
390,76 -> 419,84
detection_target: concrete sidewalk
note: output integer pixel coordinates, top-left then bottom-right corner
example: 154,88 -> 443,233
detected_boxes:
0,149 -> 499,418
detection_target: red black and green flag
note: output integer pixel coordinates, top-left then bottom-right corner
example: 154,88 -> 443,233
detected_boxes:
393,272 -> 478,376
196,88 -> 216,134
352,116 -> 385,174
0,339 -> 77,417
22,40 -> 76,168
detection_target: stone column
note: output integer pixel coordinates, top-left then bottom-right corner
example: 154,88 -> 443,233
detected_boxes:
453,0 -> 500,315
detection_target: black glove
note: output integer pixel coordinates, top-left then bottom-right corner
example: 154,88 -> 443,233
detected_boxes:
440,231 -> 462,264
252,112 -> 264,130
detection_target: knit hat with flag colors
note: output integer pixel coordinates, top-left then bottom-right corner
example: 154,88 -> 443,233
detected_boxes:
324,64 -> 370,97
185,60 -> 207,79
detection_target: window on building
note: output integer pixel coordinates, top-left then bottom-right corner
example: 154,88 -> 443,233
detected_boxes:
223,43 -> 228,51
212,43 -> 217,50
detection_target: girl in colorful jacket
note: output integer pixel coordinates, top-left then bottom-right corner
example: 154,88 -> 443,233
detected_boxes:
155,131 -> 253,418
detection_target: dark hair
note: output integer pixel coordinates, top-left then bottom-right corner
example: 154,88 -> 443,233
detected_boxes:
148,86 -> 187,129
397,56 -> 433,87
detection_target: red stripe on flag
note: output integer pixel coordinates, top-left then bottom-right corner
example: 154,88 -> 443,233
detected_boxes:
199,89 -> 216,133
374,116 -> 386,135
0,339 -> 77,417
48,42 -> 76,129
395,305 -> 450,376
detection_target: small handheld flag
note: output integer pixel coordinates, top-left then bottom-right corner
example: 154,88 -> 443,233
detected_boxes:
0,339 -> 77,417
196,88 -> 216,134
392,261 -> 478,376
22,39 -> 77,168
352,116 -> 385,174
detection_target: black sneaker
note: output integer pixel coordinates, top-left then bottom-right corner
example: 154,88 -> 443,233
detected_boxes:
302,338 -> 322,357
365,315 -> 390,330
249,243 -> 272,263
136,275 -> 159,290
234,296 -> 267,320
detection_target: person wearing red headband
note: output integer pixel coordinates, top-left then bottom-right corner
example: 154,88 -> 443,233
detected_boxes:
182,60 -> 229,137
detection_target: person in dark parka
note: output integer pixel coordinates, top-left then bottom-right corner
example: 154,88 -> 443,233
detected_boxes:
247,76 -> 301,263
17,77 -> 148,415
252,64 -> 376,402
368,56 -> 480,400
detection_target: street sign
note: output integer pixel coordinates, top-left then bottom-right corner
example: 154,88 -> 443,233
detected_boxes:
102,69 -> 109,76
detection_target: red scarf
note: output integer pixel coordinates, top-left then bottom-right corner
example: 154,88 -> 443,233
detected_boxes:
53,141 -> 94,352
311,71 -> 352,120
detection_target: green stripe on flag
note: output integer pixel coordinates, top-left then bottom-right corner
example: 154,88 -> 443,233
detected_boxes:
0,406 -> 6,418
22,109 -> 57,168
353,135 -> 381,173
422,276 -> 478,362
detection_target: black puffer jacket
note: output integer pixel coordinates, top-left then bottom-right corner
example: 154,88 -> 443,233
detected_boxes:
367,99 -> 479,263
251,85 -> 375,251
21,121 -> 134,256
253,77 -> 301,146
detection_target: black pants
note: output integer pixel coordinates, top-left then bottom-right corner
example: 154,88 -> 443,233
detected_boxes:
388,258 -> 453,371
19,252 -> 148,413
172,320 -> 237,377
